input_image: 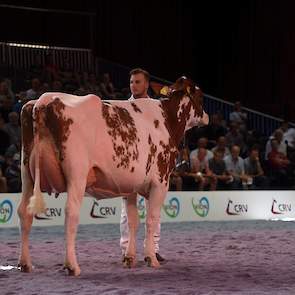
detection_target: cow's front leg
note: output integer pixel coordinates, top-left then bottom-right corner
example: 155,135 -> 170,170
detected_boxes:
144,187 -> 166,268
64,183 -> 85,276
124,193 -> 139,268
18,165 -> 34,272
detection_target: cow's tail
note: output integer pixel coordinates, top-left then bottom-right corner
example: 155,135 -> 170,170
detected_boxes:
27,109 -> 47,215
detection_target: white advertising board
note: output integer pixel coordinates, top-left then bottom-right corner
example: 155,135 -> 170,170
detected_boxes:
0,191 -> 294,228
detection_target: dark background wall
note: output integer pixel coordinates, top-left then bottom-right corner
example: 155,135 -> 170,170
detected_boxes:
0,0 -> 294,120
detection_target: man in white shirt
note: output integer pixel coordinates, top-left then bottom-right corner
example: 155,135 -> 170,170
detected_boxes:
280,121 -> 295,150
190,137 -> 213,166
224,145 -> 249,189
120,68 -> 165,263
265,129 -> 287,160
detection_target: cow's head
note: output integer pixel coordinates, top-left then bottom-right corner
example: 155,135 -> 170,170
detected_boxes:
168,76 -> 204,117
158,76 -> 208,147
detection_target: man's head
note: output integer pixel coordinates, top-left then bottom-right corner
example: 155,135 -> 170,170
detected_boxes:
213,149 -> 224,162
280,120 -> 289,132
249,147 -> 260,161
211,114 -> 220,125
197,137 -> 208,149
129,68 -> 150,99
31,78 -> 41,90
217,136 -> 227,147
231,145 -> 240,160
8,112 -> 19,126
273,129 -> 283,143
0,81 -> 9,93
234,101 -> 242,111
229,122 -> 239,133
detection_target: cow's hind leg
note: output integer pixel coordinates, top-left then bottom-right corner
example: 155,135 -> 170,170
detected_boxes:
124,193 -> 139,268
63,182 -> 86,276
17,165 -> 34,272
144,186 -> 166,268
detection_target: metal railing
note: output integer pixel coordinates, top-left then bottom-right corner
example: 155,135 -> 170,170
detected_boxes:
203,94 -> 293,136
0,42 -> 93,73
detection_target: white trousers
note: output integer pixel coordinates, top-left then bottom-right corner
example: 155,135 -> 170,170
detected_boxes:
120,197 -> 161,254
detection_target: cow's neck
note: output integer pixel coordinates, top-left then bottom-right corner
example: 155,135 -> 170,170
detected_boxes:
161,95 -> 192,148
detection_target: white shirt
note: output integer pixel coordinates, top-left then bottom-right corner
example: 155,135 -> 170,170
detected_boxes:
224,155 -> 245,175
265,137 -> 287,160
128,94 -> 150,101
190,149 -> 213,168
284,128 -> 295,148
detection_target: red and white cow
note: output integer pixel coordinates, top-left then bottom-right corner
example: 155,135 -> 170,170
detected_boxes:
18,76 -> 208,276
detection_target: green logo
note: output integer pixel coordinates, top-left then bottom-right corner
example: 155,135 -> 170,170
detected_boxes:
163,197 -> 180,218
0,200 -> 13,223
192,197 -> 209,217
137,197 -> 146,219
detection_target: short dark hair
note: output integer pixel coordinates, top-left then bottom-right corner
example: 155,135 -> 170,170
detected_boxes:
129,68 -> 150,82
213,149 -> 223,156
250,144 -> 260,153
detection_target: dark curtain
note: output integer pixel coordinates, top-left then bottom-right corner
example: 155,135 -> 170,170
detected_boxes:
190,0 -> 295,120
95,0 -> 194,82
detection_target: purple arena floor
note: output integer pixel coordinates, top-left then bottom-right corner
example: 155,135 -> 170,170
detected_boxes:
1,220 -> 295,295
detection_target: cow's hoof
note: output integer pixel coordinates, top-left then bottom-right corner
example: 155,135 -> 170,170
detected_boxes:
122,255 -> 127,263
155,253 -> 166,263
144,256 -> 152,267
123,256 -> 136,268
63,264 -> 80,276
144,256 -> 160,268
18,263 -> 32,273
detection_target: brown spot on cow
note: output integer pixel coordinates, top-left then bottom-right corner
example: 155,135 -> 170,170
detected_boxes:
169,76 -> 204,118
157,84 -> 198,184
33,105 -> 46,138
34,98 -> 73,162
45,98 -> 73,161
157,139 -> 178,185
21,102 -> 35,165
155,78 -> 204,185
160,93 -> 191,147
154,120 -> 159,128
102,103 -> 139,172
131,102 -> 142,113
146,135 -> 157,175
